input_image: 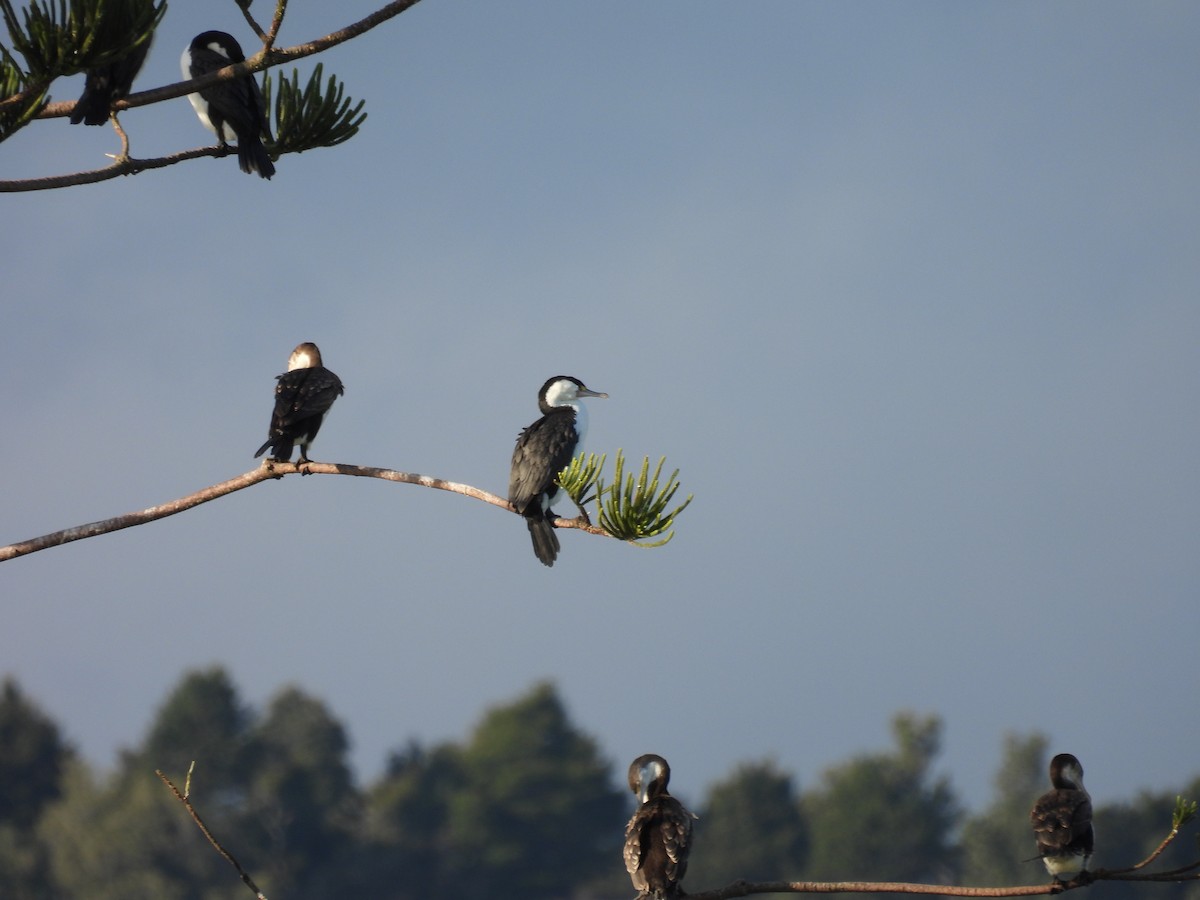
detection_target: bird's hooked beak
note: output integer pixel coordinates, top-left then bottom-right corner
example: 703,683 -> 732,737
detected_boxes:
579,388 -> 608,399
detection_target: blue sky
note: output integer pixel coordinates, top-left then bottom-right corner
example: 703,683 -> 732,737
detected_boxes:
3,1 -> 1199,815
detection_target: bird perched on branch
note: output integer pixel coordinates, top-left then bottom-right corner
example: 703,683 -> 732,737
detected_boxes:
181,30 -> 275,178
70,34 -> 153,125
508,376 -> 607,567
1030,752 -> 1094,883
624,754 -> 694,899
254,343 -> 343,465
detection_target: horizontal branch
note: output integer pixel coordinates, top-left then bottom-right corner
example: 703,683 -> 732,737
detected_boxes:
689,881 -> 1055,899
0,459 -> 609,563
34,0 -> 421,120
686,866 -> 1200,900
0,144 -> 240,191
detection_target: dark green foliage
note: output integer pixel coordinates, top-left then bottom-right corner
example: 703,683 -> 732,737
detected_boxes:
5,670 -> 1200,897
0,0 -> 162,78
0,678 -> 72,829
1089,777 -> 1200,900
244,686 -> 362,899
445,681 -> 626,900
0,0 -> 163,140
802,712 -> 960,883
960,732 -> 1050,886
0,678 -> 72,898
138,666 -> 252,790
687,759 -> 809,890
360,741 -> 467,898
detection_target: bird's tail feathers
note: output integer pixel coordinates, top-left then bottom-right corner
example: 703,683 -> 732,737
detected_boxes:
526,516 -> 560,567
70,87 -> 110,125
238,137 -> 276,179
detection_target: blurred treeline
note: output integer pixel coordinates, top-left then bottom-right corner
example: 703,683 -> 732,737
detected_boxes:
1,671 -> 1197,900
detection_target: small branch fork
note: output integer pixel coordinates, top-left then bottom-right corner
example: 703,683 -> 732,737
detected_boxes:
156,768 -> 268,900
0,460 -> 609,562
155,766 -> 1197,900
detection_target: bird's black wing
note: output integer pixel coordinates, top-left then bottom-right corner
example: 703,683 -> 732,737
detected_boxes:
271,366 -> 344,429
508,409 -> 578,513
623,797 -> 694,891
658,797 -> 694,884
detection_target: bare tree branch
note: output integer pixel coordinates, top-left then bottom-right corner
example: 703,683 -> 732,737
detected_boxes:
688,881 -> 1058,899
0,460 -> 609,563
156,768 -> 268,900
683,865 -> 1200,900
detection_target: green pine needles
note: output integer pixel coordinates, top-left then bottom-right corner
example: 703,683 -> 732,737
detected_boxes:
557,450 -> 693,548
0,0 -> 162,80
1,0 -> 163,141
263,63 -> 366,157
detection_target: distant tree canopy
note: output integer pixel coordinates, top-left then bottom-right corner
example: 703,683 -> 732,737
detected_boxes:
0,678 -> 73,899
803,713 -> 960,883
0,670 -> 1196,899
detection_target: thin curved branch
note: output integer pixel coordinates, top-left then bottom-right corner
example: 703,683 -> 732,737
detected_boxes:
156,769 -> 267,899
685,866 -> 1200,900
0,144 -> 241,191
0,460 -> 608,563
1103,812 -> 1187,875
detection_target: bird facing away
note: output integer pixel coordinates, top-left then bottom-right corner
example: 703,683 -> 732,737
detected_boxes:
254,343 -> 343,464
70,32 -> 153,125
624,754 -> 694,899
1030,753 -> 1094,882
508,375 -> 608,567
180,30 -> 276,179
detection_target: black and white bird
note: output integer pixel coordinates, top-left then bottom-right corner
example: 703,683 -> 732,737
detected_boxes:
181,30 -> 275,179
1030,753 -> 1094,883
624,754 -> 694,900
254,342 -> 343,464
70,33 -> 153,125
508,376 -> 607,567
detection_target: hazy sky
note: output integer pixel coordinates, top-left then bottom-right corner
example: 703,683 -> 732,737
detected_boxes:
3,1 -> 1199,815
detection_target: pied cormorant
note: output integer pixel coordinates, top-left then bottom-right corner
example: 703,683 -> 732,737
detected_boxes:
254,342 -> 343,464
1030,752 -> 1094,883
70,15 -> 154,125
624,753 -> 694,899
508,375 -> 607,567
181,30 -> 275,179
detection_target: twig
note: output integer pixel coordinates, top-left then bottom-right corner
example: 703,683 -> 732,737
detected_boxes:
156,769 -> 268,899
1103,819 -> 1184,875
0,460 -> 610,562
687,880 -> 1064,899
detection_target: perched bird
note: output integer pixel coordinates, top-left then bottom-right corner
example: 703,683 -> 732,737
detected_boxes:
624,754 -> 694,899
1030,753 -> 1094,883
254,343 -> 343,464
70,35 -> 153,125
508,376 -> 607,567
180,30 -> 275,178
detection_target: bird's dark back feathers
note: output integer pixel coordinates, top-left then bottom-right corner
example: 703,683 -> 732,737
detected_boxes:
624,793 -> 694,897
1031,788 -> 1094,857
